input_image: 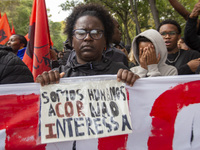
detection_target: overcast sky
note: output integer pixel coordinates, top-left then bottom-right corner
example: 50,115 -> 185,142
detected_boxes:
45,0 -> 69,22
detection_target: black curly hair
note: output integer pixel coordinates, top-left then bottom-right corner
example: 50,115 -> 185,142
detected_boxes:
64,3 -> 114,47
13,34 -> 27,47
157,19 -> 181,34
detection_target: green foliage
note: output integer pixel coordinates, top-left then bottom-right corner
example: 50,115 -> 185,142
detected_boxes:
157,0 -> 198,36
60,0 -> 82,11
1,0 -> 66,51
52,0 -> 200,44
137,0 -> 152,30
49,21 -> 66,51
0,0 -> 20,12
1,0 -> 32,36
2,0 -> 198,47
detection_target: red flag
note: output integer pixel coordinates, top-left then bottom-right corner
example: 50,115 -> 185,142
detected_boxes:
23,0 -> 51,80
24,33 -> 29,41
11,21 -> 16,35
0,13 -> 12,45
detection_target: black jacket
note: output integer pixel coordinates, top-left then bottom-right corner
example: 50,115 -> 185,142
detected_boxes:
0,50 -> 34,84
104,46 -> 129,67
56,56 -> 129,77
166,49 -> 200,75
184,17 -> 200,52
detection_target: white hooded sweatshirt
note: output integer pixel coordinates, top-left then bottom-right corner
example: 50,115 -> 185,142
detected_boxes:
130,29 -> 177,77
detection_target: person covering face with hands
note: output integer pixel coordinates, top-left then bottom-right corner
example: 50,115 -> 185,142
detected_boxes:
36,3 -> 139,86
130,29 -> 177,77
138,42 -> 160,70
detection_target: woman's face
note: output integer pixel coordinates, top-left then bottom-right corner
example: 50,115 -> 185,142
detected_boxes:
7,35 -> 24,54
72,15 -> 106,64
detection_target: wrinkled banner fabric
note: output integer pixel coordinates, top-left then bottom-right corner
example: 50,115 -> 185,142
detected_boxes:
0,75 -> 200,150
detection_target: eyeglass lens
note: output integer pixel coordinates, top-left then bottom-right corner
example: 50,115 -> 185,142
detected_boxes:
73,29 -> 103,40
161,31 -> 177,37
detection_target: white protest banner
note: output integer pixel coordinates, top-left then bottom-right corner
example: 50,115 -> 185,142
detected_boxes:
0,75 -> 200,150
40,76 -> 132,143
126,75 -> 200,150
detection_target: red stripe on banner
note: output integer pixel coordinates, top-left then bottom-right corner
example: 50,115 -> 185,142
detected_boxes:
148,81 -> 200,150
0,94 -> 46,150
98,135 -> 128,150
98,88 -> 130,150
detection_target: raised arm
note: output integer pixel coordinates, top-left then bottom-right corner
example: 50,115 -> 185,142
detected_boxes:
168,0 -> 190,20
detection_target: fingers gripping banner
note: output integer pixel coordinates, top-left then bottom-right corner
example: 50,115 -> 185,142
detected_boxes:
40,77 -> 132,143
0,75 -> 200,149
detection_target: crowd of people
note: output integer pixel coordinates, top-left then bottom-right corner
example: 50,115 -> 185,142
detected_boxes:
1,1 -> 200,86
1,1 -> 200,149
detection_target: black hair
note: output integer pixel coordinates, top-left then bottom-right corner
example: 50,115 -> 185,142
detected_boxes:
64,3 -> 114,47
115,41 -> 125,49
157,19 -> 181,34
14,34 -> 27,47
136,36 -> 152,56
125,45 -> 131,54
63,39 -> 73,50
136,36 -> 151,46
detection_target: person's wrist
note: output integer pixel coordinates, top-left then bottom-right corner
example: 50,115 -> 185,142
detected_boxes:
141,64 -> 147,70
190,12 -> 198,19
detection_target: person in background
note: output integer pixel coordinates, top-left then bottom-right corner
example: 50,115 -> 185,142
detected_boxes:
184,1 -> 200,52
128,49 -> 138,68
63,39 -> 73,61
115,41 -> 129,59
158,19 -> 200,75
130,29 -> 177,77
50,48 -> 60,69
0,45 -> 33,84
111,18 -> 122,46
49,47 -> 70,69
177,37 -> 191,51
7,34 -> 27,60
58,51 -> 64,60
58,40 -> 73,66
36,3 -> 139,87
125,45 -> 131,54
104,17 -> 129,67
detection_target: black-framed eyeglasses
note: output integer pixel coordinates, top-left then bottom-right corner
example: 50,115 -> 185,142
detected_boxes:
160,31 -> 178,37
73,29 -> 104,40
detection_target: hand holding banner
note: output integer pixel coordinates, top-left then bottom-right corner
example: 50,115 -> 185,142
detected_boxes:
40,78 -> 132,143
1,75 -> 200,149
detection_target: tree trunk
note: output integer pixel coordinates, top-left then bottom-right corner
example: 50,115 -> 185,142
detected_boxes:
148,0 -> 160,29
129,0 -> 141,34
123,13 -> 131,45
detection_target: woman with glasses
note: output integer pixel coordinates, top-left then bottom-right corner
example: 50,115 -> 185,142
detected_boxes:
36,3 -> 139,86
